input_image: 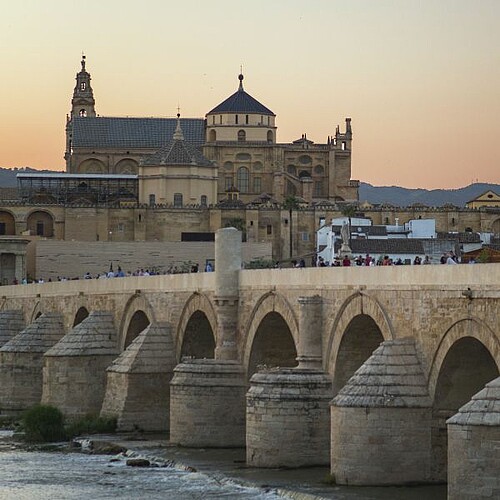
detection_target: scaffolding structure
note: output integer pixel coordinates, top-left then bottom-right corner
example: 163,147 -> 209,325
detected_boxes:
17,173 -> 138,205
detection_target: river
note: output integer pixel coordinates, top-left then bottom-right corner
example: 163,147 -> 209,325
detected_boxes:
0,432 -> 446,499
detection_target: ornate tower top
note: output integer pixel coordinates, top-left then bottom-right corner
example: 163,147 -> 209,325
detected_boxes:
70,54 -> 96,119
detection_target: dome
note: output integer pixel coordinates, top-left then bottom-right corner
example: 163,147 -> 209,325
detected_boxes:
207,74 -> 275,116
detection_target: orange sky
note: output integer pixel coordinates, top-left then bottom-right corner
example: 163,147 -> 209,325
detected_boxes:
1,0 -> 499,189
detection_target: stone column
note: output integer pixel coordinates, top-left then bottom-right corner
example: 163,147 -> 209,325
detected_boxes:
14,253 -> 25,281
296,295 -> 323,369
214,227 -> 241,361
447,377 -> 500,500
246,368 -> 332,467
170,360 -> 246,447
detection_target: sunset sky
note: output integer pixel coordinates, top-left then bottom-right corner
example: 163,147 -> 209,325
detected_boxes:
0,0 -> 498,189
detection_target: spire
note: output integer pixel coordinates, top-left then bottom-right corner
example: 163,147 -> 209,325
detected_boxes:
173,113 -> 184,141
238,72 -> 244,91
70,54 -> 96,118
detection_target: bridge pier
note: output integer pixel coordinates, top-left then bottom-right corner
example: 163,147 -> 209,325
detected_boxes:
331,339 -> 432,485
42,312 -> 118,420
100,323 -> 176,432
0,313 -> 65,415
169,360 -> 246,447
447,377 -> 500,500
246,295 -> 332,467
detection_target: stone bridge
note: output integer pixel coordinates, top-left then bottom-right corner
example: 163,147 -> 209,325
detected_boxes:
0,228 -> 498,498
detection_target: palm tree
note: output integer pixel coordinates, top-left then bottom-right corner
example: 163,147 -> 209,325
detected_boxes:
283,196 -> 300,259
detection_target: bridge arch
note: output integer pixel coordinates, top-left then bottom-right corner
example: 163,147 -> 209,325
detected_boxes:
428,317 -> 499,481
176,292 -> 217,362
243,291 -> 299,379
326,292 -> 394,395
119,294 -> 156,351
29,302 -> 43,324
429,317 -> 499,400
72,306 -> 89,328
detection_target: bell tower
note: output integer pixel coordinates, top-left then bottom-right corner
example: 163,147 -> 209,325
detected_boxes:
70,54 -> 96,119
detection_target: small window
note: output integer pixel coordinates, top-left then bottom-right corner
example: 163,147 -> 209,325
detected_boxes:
220,115 -> 222,124
245,115 -> 249,124
174,193 -> 183,207
225,176 -> 233,190
149,194 -> 156,206
138,214 -> 142,222
267,116 -> 270,125
80,82 -> 86,91
0,223 -> 5,235
253,176 -> 261,193
301,232 -> 310,241
341,141 -> 346,150
267,130 -> 273,143
36,221 -> 44,236
235,114 -> 239,124
200,195 -> 207,207
385,217 -> 389,225
266,225 -> 272,235
314,181 -> 323,196
79,109 -> 87,117
212,115 -> 215,125
118,223 -> 124,232
238,130 -> 246,142
209,129 -> 216,142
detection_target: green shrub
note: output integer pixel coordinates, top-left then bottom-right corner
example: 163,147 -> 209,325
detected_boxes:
22,405 -> 66,442
66,414 -> 117,438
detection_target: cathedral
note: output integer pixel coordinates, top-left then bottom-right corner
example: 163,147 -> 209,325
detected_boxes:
65,56 -> 359,206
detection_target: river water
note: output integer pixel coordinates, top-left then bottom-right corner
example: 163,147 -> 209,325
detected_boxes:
0,432 -> 447,500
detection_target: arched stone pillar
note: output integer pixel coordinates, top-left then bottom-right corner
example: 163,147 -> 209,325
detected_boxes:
101,323 -> 176,432
331,338 -> 432,485
170,228 -> 246,448
0,313 -> 65,415
42,311 -> 118,420
169,360 -> 246,447
246,295 -> 332,468
447,377 -> 500,500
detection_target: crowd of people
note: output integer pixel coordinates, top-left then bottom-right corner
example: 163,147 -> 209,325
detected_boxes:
8,250 -> 477,285
312,251 -> 462,267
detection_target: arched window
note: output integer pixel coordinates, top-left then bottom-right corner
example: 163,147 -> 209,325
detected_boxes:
238,130 -> 246,142
80,82 -> 86,91
237,167 -> 249,193
200,195 -> 207,207
79,109 -> 87,117
209,129 -> 216,142
267,130 -> 273,143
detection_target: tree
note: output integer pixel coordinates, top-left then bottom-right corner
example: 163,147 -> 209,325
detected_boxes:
283,196 -> 300,258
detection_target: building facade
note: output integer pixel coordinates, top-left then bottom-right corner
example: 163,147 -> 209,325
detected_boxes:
65,57 -> 359,205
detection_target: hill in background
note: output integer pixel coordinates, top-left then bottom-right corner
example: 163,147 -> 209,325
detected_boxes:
359,182 -> 500,207
0,167 -> 63,188
0,167 -> 498,207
